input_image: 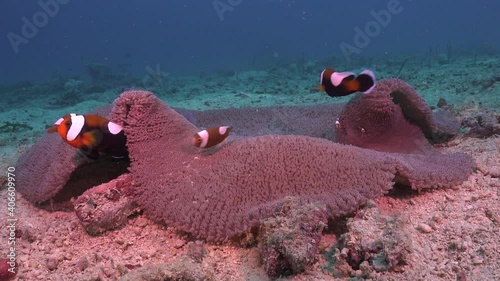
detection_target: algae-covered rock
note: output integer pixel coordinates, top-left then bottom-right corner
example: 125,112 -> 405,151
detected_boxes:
259,197 -> 328,278
323,201 -> 412,278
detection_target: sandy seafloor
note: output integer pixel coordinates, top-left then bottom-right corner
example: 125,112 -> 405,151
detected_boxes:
0,55 -> 499,280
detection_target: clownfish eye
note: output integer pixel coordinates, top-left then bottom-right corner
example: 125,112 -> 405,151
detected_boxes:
65,121 -> 71,127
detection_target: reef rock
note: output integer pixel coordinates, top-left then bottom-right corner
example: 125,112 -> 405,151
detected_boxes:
74,174 -> 138,235
259,197 -> 328,277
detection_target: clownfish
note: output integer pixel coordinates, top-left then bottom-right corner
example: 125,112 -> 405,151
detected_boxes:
47,114 -> 128,159
193,126 -> 232,148
317,68 -> 376,97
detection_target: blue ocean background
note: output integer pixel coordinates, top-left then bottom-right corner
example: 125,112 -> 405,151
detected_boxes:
1,0 -> 499,83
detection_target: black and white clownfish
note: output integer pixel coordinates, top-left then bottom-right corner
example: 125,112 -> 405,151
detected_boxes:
317,68 -> 376,97
193,126 -> 232,148
47,114 -> 128,159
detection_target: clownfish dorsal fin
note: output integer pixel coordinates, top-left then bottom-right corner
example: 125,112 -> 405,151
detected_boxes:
82,115 -> 104,128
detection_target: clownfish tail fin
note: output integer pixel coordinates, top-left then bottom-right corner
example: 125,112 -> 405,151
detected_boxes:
356,69 -> 376,94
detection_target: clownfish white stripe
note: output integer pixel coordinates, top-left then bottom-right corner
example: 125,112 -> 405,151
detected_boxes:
319,69 -> 326,85
330,71 -> 355,87
198,129 -> 209,148
359,69 -> 376,94
219,126 -> 229,135
66,114 -> 85,142
107,121 -> 123,135
54,117 -> 64,125
54,113 -> 76,125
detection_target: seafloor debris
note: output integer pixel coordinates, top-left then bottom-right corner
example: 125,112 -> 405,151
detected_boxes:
461,111 -> 500,138
258,197 -> 328,278
323,201 -> 412,279
187,241 -> 209,263
0,121 -> 33,133
119,255 -> 215,281
74,173 -> 139,235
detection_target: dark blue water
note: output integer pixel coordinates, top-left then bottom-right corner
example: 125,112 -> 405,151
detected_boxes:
1,0 -> 499,83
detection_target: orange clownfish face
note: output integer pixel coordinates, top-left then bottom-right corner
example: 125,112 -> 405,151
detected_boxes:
193,126 -> 232,148
47,113 -> 86,148
318,68 -> 376,97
